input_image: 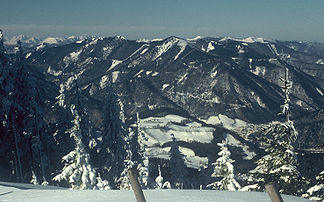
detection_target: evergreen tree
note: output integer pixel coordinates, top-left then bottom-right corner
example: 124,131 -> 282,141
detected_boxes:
169,134 -> 188,189
279,67 -> 298,144
93,89 -> 127,189
155,165 -> 164,189
53,104 -> 97,189
53,75 -> 99,189
207,140 -> 241,191
135,112 -> 150,188
304,170 -> 324,201
0,29 -> 17,182
245,67 -> 302,195
117,128 -> 134,190
250,122 -> 302,195
0,34 -> 50,183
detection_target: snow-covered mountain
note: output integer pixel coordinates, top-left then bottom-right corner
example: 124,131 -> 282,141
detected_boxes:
4,35 -> 91,53
21,35 -> 324,185
26,35 -> 324,143
2,32 -> 324,197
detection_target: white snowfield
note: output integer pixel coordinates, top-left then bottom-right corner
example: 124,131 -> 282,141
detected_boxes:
140,114 -> 256,167
0,185 -> 311,202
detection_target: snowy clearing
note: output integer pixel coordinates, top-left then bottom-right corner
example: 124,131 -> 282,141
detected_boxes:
0,185 -> 310,202
203,114 -> 247,130
225,134 -> 256,160
146,146 -> 208,169
141,115 -> 214,147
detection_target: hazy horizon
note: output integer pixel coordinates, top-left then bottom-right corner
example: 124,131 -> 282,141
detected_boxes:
1,0 -> 324,43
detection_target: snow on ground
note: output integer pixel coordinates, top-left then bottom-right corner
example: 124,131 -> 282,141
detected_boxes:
42,37 -> 62,44
36,44 -> 45,51
136,38 -> 163,43
141,48 -> 149,55
316,88 -> 323,96
107,59 -> 122,72
237,45 -> 245,54
296,100 -> 303,107
177,72 -> 188,84
206,42 -> 215,53
102,46 -> 113,59
134,70 -> 144,78
152,37 -> 186,61
141,115 -> 214,147
225,134 -> 256,160
152,39 -> 175,60
204,114 -> 247,130
151,72 -> 159,76
241,37 -> 267,44
140,115 -> 214,168
99,75 -> 109,89
316,59 -> 324,65
25,52 -> 32,59
63,49 -> 82,66
162,84 -> 170,90
146,146 -> 208,169
0,185 -> 311,202
268,44 -> 279,56
219,37 -> 268,44
174,40 -> 187,60
248,58 -> 253,69
112,71 -> 119,83
187,36 -> 202,41
250,66 -> 266,76
47,66 -> 63,77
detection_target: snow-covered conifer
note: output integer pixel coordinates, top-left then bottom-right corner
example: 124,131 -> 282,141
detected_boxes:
53,105 -> 97,189
279,67 -> 297,143
94,89 -> 127,189
169,134 -> 188,189
135,112 -> 150,188
303,170 -> 324,201
207,140 -> 241,191
155,165 -> 164,189
0,36 -> 50,183
117,131 -> 134,190
250,122 -> 301,195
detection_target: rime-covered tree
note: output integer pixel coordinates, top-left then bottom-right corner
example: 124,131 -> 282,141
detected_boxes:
134,112 -> 150,188
245,67 -> 302,195
53,104 -> 97,189
303,170 -> 324,201
250,122 -> 302,195
279,67 -> 298,144
169,134 -> 188,189
117,128 -> 135,190
53,75 -> 99,189
0,29 -> 17,182
0,34 -> 50,183
155,165 -> 164,189
207,140 -> 241,191
93,89 -> 127,189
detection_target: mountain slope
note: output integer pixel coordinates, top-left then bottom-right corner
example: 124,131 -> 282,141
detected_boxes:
25,36 -> 324,176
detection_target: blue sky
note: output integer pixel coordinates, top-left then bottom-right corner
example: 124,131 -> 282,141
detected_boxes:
1,0 -> 324,42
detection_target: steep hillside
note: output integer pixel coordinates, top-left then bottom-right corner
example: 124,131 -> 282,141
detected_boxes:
25,36 -> 324,150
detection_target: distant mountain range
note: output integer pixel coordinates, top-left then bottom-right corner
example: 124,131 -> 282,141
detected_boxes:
3,35 -> 92,53
5,35 -> 323,174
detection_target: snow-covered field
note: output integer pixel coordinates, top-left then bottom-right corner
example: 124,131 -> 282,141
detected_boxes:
140,115 -> 214,168
0,185 -> 311,202
141,115 -> 214,147
140,114 -> 255,168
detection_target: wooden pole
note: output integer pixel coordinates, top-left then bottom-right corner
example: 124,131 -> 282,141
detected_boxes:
265,182 -> 284,202
127,168 -> 146,202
